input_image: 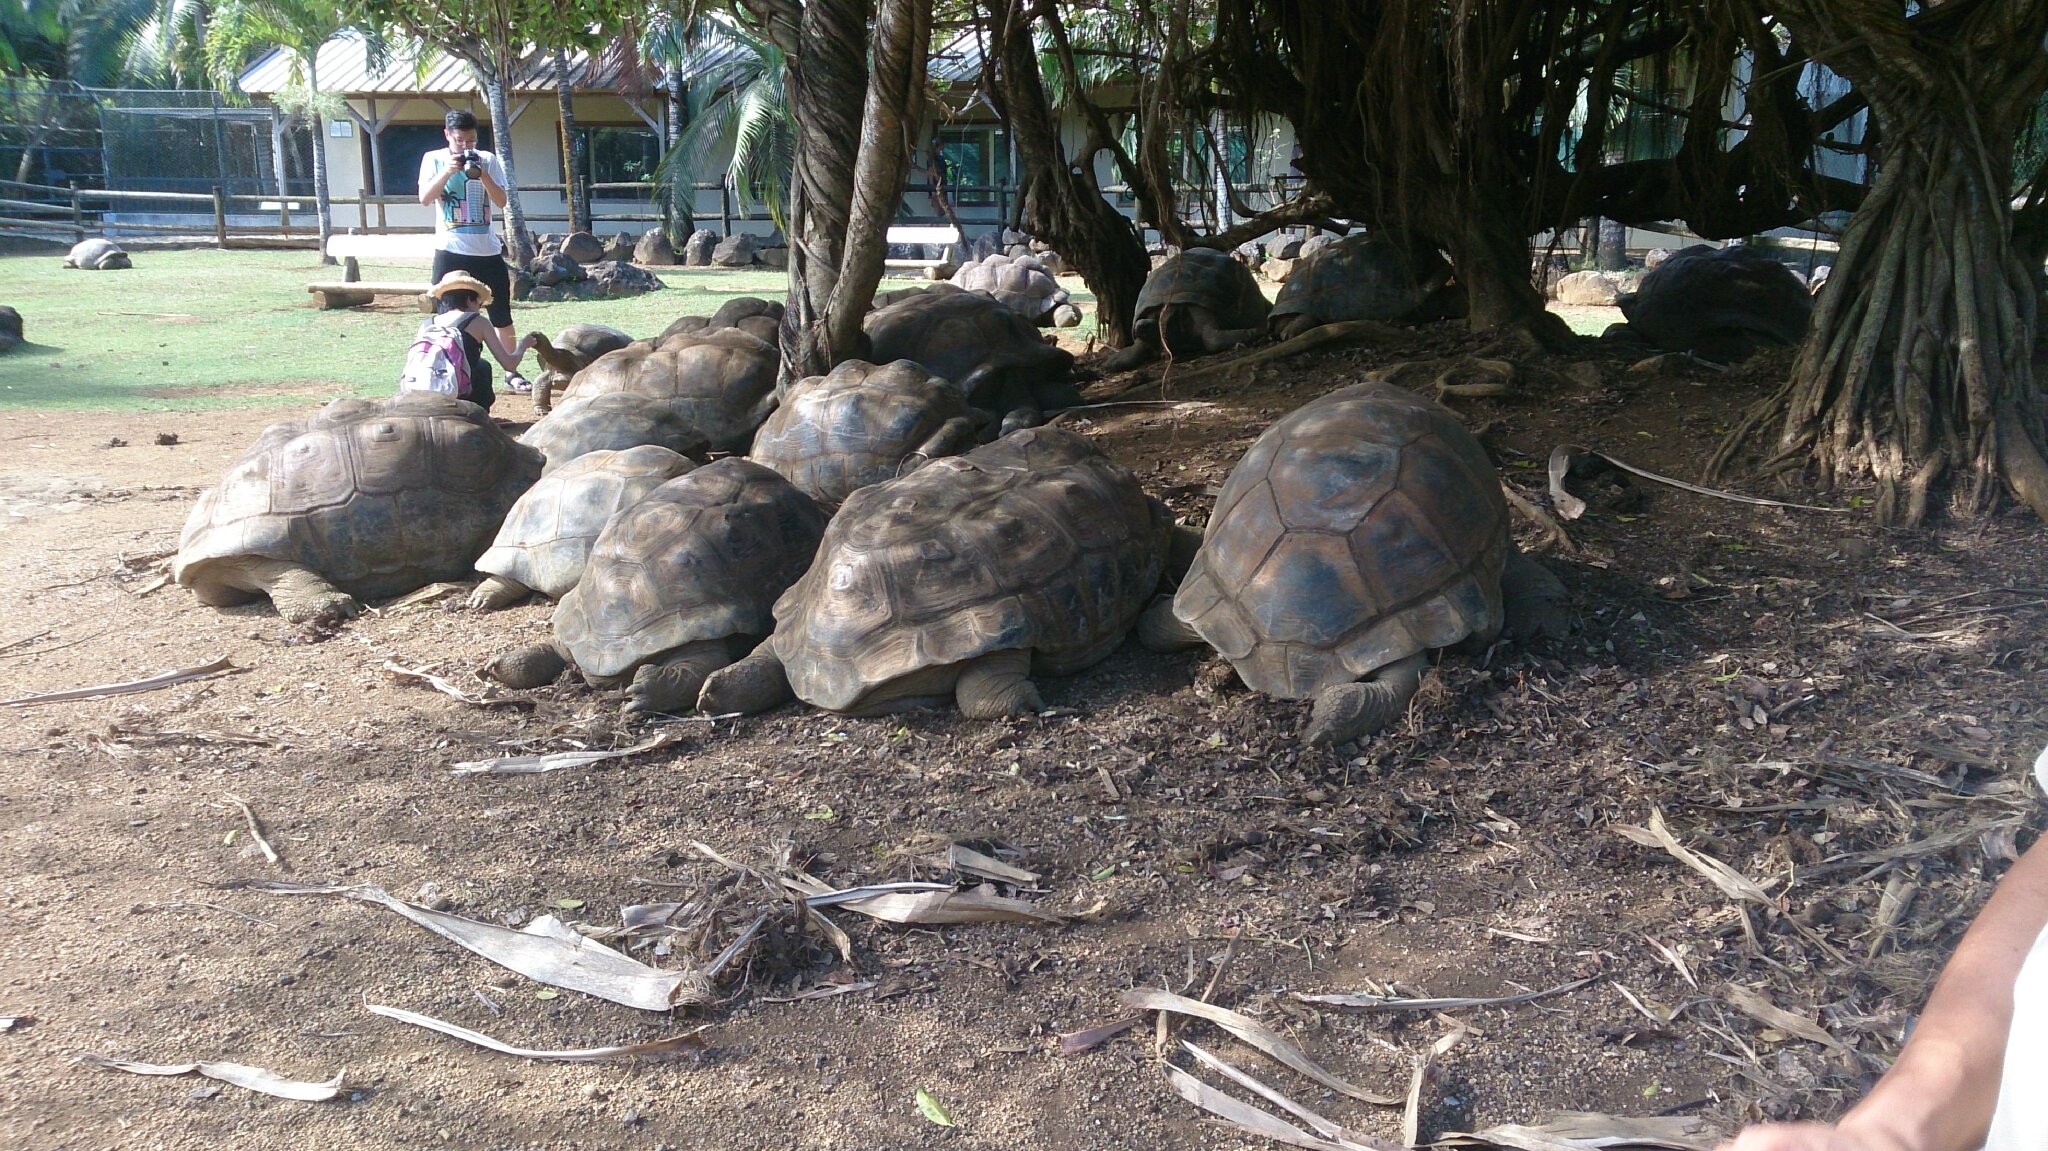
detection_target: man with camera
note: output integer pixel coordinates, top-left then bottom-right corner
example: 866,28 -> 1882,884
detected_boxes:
417,109 -> 530,391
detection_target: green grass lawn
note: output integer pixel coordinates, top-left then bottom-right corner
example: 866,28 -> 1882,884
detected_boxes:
0,249 -> 798,412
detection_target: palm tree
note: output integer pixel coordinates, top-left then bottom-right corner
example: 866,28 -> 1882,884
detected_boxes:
651,16 -> 795,234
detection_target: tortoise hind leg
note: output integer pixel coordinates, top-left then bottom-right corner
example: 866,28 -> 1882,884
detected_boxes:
467,575 -> 532,611
1137,597 -> 1205,652
1198,322 -> 1266,354
1501,548 -> 1570,642
1102,339 -> 1158,372
624,639 -> 737,715
1303,652 -> 1429,746
955,649 -> 1042,719
234,558 -> 359,624
480,642 -> 568,688
697,644 -> 794,715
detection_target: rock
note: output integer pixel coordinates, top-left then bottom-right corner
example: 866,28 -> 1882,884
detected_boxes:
1261,257 -> 1296,283
1001,228 -> 1028,246
758,246 -> 788,270
1553,270 -> 1623,306
684,229 -> 720,266
532,252 -> 585,287
583,261 -> 666,299
1644,247 -> 1674,269
1038,251 -> 1068,275
964,232 -> 1001,263
1005,243 -> 1031,258
1051,303 -> 1083,328
1268,237 -> 1303,261
603,232 -> 634,263
560,231 -> 605,264
634,231 -> 678,266
712,233 -> 756,267
0,306 -> 20,353
510,269 -> 536,302
534,232 -> 566,258
1298,234 -> 1334,260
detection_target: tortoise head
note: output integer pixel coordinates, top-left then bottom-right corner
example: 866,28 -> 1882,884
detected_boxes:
528,331 -> 581,374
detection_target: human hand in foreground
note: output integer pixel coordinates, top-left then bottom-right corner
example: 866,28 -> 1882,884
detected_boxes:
1717,1118 -> 1919,1151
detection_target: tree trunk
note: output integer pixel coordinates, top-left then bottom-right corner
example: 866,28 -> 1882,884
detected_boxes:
1596,218 -> 1627,271
481,69 -> 536,267
982,0 -> 1150,346
555,49 -> 586,234
1440,195 -> 1571,346
665,65 -> 692,242
1713,3 -> 2048,524
307,56 -> 334,265
778,0 -> 873,385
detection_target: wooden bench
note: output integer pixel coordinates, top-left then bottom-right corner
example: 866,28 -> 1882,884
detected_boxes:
884,224 -> 961,275
307,232 -> 439,311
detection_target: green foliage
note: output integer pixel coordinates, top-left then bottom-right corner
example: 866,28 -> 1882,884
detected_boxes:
652,17 -> 795,231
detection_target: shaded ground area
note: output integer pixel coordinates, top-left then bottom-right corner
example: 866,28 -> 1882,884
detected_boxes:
0,312 -> 2043,1150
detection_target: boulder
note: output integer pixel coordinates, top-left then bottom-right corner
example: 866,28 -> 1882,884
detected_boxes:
1298,234 -> 1335,260
584,261 -> 666,299
560,231 -> 606,264
1644,247 -> 1675,270
634,231 -> 678,266
759,246 -> 788,269
1261,257 -> 1296,283
964,232 -> 1001,263
685,229 -> 720,266
1268,237 -> 1303,261
603,232 -> 635,263
1553,270 -> 1623,306
1001,227 -> 1028,246
510,268 -> 536,302
712,233 -> 757,267
0,306 -> 20,352
532,252 -> 585,287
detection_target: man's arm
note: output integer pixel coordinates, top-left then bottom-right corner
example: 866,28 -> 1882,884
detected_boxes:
1721,836 -> 2048,1151
417,153 -> 454,207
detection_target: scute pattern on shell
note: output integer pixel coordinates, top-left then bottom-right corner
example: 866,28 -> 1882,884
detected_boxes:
862,286 -> 1073,407
173,393 -> 542,601
520,393 -> 711,472
1618,244 -> 1811,362
750,360 -> 974,505
1172,382 -> 1507,699
1269,234 -> 1452,327
950,254 -> 1069,321
474,445 -> 697,599
555,460 -> 828,681
569,326 -> 779,451
769,427 -> 1169,712
1133,247 -> 1267,330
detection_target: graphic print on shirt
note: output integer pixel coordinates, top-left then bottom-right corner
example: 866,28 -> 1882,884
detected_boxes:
439,161 -> 494,235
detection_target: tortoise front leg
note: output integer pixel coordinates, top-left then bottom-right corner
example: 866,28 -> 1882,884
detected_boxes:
1101,339 -> 1159,372
1501,547 -> 1570,642
467,574 -> 533,612
1136,597 -> 1206,652
696,644 -> 794,715
479,641 -> 569,688
1303,652 -> 1429,746
236,558 -> 359,625
955,648 -> 1042,719
1198,322 -> 1266,354
1272,313 -> 1320,341
908,416 -> 979,465
624,639 -> 737,715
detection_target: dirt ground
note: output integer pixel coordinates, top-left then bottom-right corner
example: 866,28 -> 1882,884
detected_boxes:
2,310 -> 2044,1151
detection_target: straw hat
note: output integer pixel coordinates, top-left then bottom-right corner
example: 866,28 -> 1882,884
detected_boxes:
428,270 -> 495,306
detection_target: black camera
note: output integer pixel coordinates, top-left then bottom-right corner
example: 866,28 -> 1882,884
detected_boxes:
457,149 -> 483,173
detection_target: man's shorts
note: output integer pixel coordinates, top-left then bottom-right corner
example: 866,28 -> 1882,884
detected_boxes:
432,248 -> 514,329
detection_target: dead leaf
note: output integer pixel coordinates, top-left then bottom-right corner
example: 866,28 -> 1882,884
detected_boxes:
1612,808 -> 1774,906
1183,1041 -> 1391,1148
945,844 -> 1039,885
371,583 -> 469,615
1059,1015 -> 1142,1055
1435,1110 -> 1719,1151
1121,986 -> 1400,1105
825,885 -> 1062,926
382,661 -> 532,710
761,981 -> 877,1004
1164,1063 -> 1394,1151
76,1053 -> 341,1101
451,732 -> 680,775
2,657 -> 241,708
1297,975 -> 1599,1013
365,1003 -> 709,1061
226,880 -> 708,1011
222,793 -> 281,867
1721,985 -> 1850,1055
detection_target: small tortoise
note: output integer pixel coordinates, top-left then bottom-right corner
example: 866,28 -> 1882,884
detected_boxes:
529,323 -> 634,415
1140,381 -> 1568,746
468,444 -> 698,610
566,325 -> 779,452
1103,247 -> 1269,370
482,459 -> 828,715
950,254 -> 1079,328
660,296 -> 784,346
520,393 -> 711,474
1616,244 -> 1811,363
698,427 -> 1171,719
749,359 -> 981,506
863,285 -> 1078,435
65,238 -> 131,270
174,393 -> 542,623
1269,234 -> 1453,340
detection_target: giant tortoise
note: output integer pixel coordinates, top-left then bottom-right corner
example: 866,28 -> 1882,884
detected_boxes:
748,359 -> 980,507
1269,234 -> 1454,340
697,427 -> 1171,719
1616,244 -> 1811,363
481,459 -> 828,714
1139,381 -> 1568,746
863,284 -> 1078,435
1102,247 -> 1269,370
529,323 -> 634,415
65,238 -> 131,270
519,392 -> 711,473
660,296 -> 784,345
174,393 -> 542,623
468,445 -> 698,610
566,325 -> 779,452
950,254 -> 1079,328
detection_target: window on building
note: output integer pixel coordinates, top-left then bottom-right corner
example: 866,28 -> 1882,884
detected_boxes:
571,125 -> 662,196
934,125 -> 1010,205
375,122 -> 491,198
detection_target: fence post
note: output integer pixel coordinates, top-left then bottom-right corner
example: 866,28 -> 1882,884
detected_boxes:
212,186 -> 228,247
577,176 -> 592,233
357,188 -> 367,232
279,194 -> 291,236
720,182 -> 731,234
68,180 -> 84,241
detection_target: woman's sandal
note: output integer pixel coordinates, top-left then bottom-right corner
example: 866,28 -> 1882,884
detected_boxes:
503,371 -> 534,395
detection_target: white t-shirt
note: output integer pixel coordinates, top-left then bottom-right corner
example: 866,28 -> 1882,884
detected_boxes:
1982,745 -> 2048,1149
418,147 -> 509,257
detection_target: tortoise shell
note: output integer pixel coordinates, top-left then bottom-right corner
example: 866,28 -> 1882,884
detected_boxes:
659,296 -> 784,345
1133,247 -> 1267,330
1617,244 -> 1811,363
174,393 -> 542,602
65,238 -> 131,270
1171,381 -> 1508,700
474,445 -> 697,599
1269,234 -> 1452,330
568,326 -> 779,452
950,254 -> 1069,321
767,426 -> 1169,712
520,392 -> 712,473
749,359 -> 974,506
863,285 -> 1074,410
554,459 -> 828,680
